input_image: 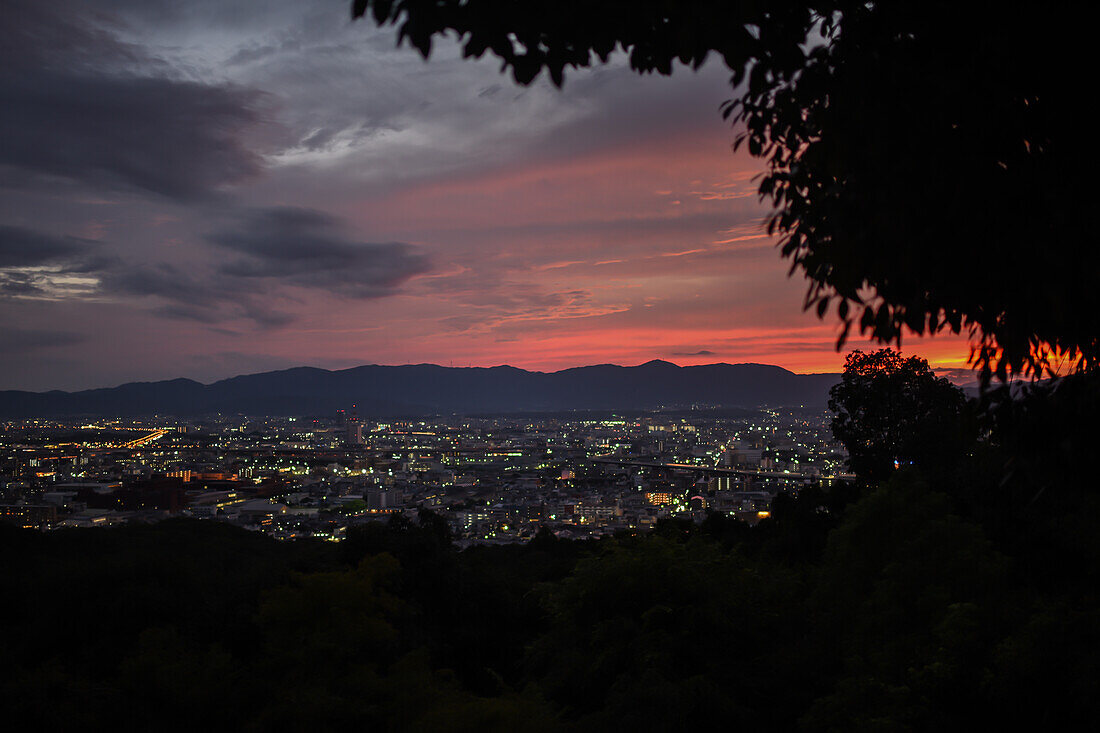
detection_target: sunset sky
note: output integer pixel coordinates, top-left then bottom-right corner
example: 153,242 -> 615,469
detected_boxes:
0,0 -> 971,392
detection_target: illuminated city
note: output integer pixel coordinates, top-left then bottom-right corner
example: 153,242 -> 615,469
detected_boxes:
1,408 -> 848,541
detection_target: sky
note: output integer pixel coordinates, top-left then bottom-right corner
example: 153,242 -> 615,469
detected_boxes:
0,0 -> 972,392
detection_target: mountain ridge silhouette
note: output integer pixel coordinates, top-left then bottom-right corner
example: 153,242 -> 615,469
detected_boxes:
0,362 -> 840,417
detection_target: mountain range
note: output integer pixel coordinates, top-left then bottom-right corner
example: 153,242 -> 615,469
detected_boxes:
0,361 -> 840,418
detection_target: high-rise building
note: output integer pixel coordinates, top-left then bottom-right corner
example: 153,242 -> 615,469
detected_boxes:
345,404 -> 363,445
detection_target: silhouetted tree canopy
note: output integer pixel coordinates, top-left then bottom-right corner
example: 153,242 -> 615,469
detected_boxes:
6,496 -> 1100,729
829,349 -> 969,481
353,1 -> 1095,379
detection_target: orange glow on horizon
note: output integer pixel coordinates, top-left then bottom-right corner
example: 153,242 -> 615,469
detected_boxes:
313,321 -> 974,377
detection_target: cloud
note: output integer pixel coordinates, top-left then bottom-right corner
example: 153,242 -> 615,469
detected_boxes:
0,206 -> 427,328
0,1 -> 264,199
0,325 -> 85,354
0,0 -> 980,392
78,206 -> 428,328
0,224 -> 103,297
0,273 -> 43,297
208,207 -> 431,297
420,264 -> 633,334
934,367 -> 980,387
97,260 -> 292,328
0,225 -> 94,268
671,349 -> 716,356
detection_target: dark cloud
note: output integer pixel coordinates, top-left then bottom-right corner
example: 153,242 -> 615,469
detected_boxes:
0,272 -> 48,297
0,1 -> 145,75
101,261 -> 213,304
0,224 -> 102,297
0,1 -> 264,199
86,207 -> 426,328
671,350 -> 717,356
0,225 -> 94,268
0,325 -> 86,353
208,207 -> 431,297
97,260 -> 291,328
0,206 -> 425,328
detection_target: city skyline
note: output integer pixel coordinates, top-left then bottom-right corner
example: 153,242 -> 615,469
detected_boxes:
1,0 -> 970,392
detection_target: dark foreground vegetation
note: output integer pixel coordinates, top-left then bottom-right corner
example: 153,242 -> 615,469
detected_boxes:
4,353 -> 1099,731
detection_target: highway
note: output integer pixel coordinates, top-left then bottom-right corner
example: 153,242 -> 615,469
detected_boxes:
119,429 -> 168,449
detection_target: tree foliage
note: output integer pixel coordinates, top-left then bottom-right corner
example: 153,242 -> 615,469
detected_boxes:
352,1 -> 1095,379
829,349 -> 969,481
6,490 -> 1100,730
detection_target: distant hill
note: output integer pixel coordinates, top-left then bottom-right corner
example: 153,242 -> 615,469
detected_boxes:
0,361 -> 840,418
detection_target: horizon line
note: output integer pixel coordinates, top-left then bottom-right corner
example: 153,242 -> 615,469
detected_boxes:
5,359 -> 848,394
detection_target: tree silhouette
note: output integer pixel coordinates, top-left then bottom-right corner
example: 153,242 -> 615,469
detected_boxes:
352,1 -> 1095,379
829,349 -> 968,482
